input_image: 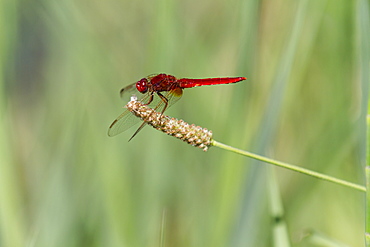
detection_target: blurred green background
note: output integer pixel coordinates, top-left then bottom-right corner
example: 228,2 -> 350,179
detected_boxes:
0,0 -> 368,246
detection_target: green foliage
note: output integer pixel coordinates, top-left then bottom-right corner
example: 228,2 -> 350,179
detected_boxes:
0,0 -> 367,246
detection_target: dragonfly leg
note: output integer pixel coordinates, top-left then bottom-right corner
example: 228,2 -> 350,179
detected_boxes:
144,93 -> 154,105
128,92 -> 168,141
128,92 -> 167,141
157,92 -> 169,114
128,122 -> 147,142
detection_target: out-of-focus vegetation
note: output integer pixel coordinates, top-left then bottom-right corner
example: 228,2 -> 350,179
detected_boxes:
0,0 -> 367,246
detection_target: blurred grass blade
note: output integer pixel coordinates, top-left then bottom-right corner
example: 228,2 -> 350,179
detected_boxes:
0,0 -> 27,246
357,0 -> 370,243
268,168 -> 291,247
232,1 -> 310,246
160,209 -> 166,247
301,230 -> 350,247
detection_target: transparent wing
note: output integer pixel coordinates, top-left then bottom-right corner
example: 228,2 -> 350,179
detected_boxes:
107,109 -> 141,137
108,83 -> 144,137
120,83 -> 140,102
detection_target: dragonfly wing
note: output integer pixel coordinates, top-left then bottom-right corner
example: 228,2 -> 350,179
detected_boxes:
108,88 -> 182,138
162,87 -> 183,110
120,82 -> 140,102
109,85 -> 155,137
107,109 -> 141,137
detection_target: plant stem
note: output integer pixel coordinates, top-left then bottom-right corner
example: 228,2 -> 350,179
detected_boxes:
212,140 -> 366,192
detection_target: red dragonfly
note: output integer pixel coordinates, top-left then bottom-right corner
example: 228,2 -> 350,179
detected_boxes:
108,73 -> 246,140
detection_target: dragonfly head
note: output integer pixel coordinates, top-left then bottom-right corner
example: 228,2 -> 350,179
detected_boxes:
136,78 -> 148,93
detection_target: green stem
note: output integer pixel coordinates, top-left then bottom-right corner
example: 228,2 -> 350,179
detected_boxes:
211,140 -> 366,192
366,115 -> 370,243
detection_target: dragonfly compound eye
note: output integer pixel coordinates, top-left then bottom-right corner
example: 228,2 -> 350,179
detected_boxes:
136,78 -> 148,93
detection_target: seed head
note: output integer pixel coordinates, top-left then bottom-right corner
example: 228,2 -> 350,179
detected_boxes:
126,99 -> 213,151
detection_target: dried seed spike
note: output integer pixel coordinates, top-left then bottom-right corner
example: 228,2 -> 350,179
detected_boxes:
126,99 -> 213,151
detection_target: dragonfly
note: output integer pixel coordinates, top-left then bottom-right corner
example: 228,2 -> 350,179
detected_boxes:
108,73 -> 247,140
